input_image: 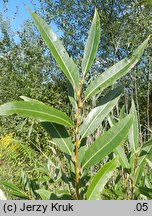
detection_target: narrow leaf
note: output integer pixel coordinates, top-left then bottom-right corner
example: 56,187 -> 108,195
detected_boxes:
20,95 -> 44,104
0,181 -> 29,199
79,86 -> 123,140
82,8 -> 100,75
67,81 -> 77,111
128,100 -> 138,152
138,187 -> 152,199
145,157 -> 152,169
141,136 -> 152,148
82,115 -> 133,170
0,101 -> 73,127
119,105 -> 126,119
20,96 -> 74,159
86,157 -> 119,200
134,144 -> 152,184
10,191 -> 29,199
146,147 -> 152,160
138,137 -> 152,166
85,36 -> 150,100
78,145 -> 87,167
41,122 -> 73,157
128,101 -> 139,176
114,146 -> 130,169
36,189 -> 51,200
0,181 -> 22,192
28,8 -> 80,90
108,114 -> 130,169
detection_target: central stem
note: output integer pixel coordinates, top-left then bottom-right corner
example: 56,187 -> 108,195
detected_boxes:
75,74 -> 85,200
75,90 -> 81,200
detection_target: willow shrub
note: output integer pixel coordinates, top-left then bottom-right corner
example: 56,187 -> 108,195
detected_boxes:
0,8 -> 151,200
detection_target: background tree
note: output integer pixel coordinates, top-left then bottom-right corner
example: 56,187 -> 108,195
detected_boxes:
1,0 -> 152,199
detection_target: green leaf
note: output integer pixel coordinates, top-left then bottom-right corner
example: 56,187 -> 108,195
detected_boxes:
10,191 -> 29,199
145,176 -> 152,188
138,187 -> 152,199
28,8 -> 80,90
128,101 -> 139,176
86,157 -> 119,200
35,189 -> 51,200
36,187 -> 72,200
141,136 -> 152,148
82,9 -> 100,75
114,146 -> 130,169
134,137 -> 152,184
41,122 -> 73,157
85,36 -> 150,100
108,115 -> 130,169
20,97 -> 74,155
81,114 -> 133,170
49,193 -> 73,200
119,105 -> 126,119
67,81 -> 77,111
20,95 -> 44,104
138,138 -> 152,166
146,147 -> 152,160
128,100 -> 138,152
78,145 -> 87,167
79,86 -> 123,140
0,180 -> 22,192
0,181 -> 29,199
0,101 -> 73,127
102,188 -> 125,199
145,157 -> 152,169
135,138 -> 152,178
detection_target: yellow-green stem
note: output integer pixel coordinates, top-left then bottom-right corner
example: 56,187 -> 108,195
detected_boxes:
74,74 -> 85,199
75,92 -> 81,199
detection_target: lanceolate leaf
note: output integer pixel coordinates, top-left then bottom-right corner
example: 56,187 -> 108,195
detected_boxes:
86,157 -> 119,200
0,180 -> 23,192
67,81 -> 77,111
20,95 -> 44,104
85,36 -> 150,100
141,136 -> 152,148
114,146 -> 130,169
0,181 -> 29,199
82,9 -> 100,76
79,86 -> 123,140
134,137 -> 152,184
138,187 -> 152,199
0,101 -> 73,127
138,137 -> 152,166
128,101 -> 139,176
108,114 -> 130,169
28,8 -> 80,90
146,148 -> 152,161
41,122 -> 73,157
36,189 -> 51,200
78,145 -> 87,167
128,100 -> 138,152
81,115 -> 133,170
145,157 -> 152,169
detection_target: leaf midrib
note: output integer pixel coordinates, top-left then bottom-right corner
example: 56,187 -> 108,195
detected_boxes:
51,123 -> 72,156
87,162 -> 115,199
82,119 -> 130,168
5,107 -> 71,126
83,15 -> 97,74
85,56 -> 137,99
80,97 -> 118,140
34,13 -> 77,88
